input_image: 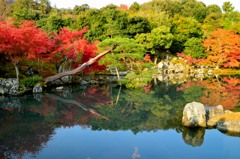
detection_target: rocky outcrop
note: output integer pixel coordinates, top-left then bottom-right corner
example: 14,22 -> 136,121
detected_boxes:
217,120 -> 240,133
182,102 -> 206,127
33,83 -> 43,93
182,102 -> 240,135
0,78 -> 20,95
206,105 -> 224,127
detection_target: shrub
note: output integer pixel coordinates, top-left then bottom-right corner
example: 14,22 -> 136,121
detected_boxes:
22,75 -> 43,88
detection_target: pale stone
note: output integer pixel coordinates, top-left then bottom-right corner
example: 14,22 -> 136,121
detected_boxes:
182,101 -> 206,127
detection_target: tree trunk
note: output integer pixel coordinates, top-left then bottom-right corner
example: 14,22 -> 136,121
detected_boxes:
44,45 -> 117,84
14,63 -> 19,81
154,57 -> 158,65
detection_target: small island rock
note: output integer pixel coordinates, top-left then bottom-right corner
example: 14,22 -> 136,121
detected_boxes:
182,101 -> 206,127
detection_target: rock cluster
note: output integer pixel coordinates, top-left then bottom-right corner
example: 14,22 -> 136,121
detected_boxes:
182,101 -> 240,134
0,78 -> 19,95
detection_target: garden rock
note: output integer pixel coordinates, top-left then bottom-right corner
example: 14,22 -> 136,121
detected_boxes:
182,101 -> 206,127
206,105 -> 224,127
33,83 -> 43,93
217,120 -> 240,133
0,78 -> 19,95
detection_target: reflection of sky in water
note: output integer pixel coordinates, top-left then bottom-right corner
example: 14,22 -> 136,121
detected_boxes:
24,126 -> 240,159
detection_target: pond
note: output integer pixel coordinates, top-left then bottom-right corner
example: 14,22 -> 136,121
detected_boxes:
0,75 -> 240,159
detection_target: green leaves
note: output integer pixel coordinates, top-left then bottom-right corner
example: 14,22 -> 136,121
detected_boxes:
171,15 -> 203,52
135,26 -> 173,56
98,37 -> 147,72
183,38 -> 206,59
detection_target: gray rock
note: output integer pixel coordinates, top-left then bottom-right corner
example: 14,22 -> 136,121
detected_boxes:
0,78 -> 19,95
33,83 -> 43,93
217,120 -> 240,133
81,80 -> 88,85
182,101 -> 206,127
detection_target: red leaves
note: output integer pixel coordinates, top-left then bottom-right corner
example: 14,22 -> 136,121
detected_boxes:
50,27 -> 92,60
144,54 -> 152,62
0,20 -> 51,63
177,53 -> 203,65
0,19 -> 105,74
143,84 -> 152,93
48,27 -> 104,71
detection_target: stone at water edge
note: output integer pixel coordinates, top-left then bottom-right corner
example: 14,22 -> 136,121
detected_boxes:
182,101 -> 206,127
206,105 -> 224,127
33,83 -> 43,93
217,120 -> 240,133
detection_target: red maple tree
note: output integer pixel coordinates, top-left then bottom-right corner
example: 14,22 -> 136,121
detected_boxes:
49,27 -> 105,73
0,20 -> 52,80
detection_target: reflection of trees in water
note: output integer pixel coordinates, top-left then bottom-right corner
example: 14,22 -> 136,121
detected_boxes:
177,76 -> 240,110
0,76 -> 239,157
0,110 -> 55,159
0,85 -> 113,158
90,82 -> 196,133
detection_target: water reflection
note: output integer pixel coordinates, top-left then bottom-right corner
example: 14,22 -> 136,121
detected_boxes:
182,127 -> 205,147
131,147 -> 140,159
0,75 -> 239,158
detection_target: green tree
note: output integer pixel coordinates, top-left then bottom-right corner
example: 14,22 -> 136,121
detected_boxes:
140,0 -> 181,17
171,15 -> 203,53
222,1 -> 234,13
129,2 -> 140,11
223,11 -> 240,31
102,8 -> 128,39
135,26 -> 173,63
206,4 -> 222,15
0,0 -> 13,18
98,37 -> 146,73
12,0 -> 37,20
179,0 -> 207,23
38,0 -> 51,17
202,13 -> 223,35
72,4 -> 90,15
71,7 -> 128,41
37,9 -> 72,33
127,16 -> 151,38
183,38 -> 206,59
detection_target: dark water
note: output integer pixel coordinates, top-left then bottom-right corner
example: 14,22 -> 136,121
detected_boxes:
0,75 -> 240,159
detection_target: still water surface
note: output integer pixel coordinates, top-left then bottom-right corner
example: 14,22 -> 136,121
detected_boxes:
1,75 -> 240,159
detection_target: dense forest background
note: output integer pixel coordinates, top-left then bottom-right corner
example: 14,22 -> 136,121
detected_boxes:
0,0 -> 240,82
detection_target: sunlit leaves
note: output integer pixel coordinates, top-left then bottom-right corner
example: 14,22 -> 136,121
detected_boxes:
203,28 -> 240,68
171,15 -> 202,52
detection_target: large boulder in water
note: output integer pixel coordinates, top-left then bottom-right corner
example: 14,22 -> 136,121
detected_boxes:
182,101 -> 206,127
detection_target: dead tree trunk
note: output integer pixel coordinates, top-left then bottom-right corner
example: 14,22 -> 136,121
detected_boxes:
44,45 -> 117,84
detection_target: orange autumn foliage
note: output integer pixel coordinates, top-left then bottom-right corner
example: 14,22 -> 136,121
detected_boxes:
203,29 -> 240,68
